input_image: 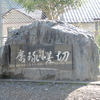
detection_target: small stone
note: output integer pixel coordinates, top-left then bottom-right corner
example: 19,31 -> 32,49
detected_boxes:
44,88 -> 48,91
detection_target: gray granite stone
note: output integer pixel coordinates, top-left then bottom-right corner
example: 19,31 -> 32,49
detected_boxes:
1,20 -> 99,81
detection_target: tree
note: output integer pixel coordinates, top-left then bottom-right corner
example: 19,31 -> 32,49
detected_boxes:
13,0 -> 86,20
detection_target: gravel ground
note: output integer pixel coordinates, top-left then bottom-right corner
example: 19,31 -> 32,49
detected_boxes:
0,82 -> 100,100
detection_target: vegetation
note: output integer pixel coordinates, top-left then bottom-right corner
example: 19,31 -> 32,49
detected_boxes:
95,28 -> 100,54
95,28 -> 100,67
13,0 -> 86,20
37,82 -> 48,85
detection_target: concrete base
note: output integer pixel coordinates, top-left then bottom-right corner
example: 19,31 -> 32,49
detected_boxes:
9,68 -> 99,81
9,68 -> 74,80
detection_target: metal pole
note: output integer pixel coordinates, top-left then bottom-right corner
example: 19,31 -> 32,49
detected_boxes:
0,0 -> 2,47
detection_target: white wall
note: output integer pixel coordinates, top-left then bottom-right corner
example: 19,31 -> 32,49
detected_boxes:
2,9 -> 34,45
3,9 -> 34,24
72,23 -> 95,32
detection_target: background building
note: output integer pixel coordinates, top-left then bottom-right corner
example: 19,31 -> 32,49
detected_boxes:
2,0 -> 47,45
59,0 -> 100,32
1,0 -> 100,45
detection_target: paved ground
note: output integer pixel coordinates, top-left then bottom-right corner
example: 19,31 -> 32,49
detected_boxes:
0,81 -> 100,100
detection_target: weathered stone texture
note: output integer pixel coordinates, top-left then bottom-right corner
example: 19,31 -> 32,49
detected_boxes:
2,20 -> 100,81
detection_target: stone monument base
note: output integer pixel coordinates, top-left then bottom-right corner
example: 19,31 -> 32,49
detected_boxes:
4,67 -> 98,81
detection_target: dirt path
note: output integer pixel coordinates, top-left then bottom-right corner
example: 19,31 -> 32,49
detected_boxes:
0,82 -> 100,100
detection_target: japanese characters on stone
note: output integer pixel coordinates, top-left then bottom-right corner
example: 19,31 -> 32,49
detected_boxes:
16,49 -> 70,64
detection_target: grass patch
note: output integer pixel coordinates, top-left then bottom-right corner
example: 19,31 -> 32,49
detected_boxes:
37,82 -> 48,85
60,87 -> 69,90
43,75 -> 55,80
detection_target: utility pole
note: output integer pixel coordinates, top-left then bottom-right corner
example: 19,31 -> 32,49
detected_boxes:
0,0 -> 2,47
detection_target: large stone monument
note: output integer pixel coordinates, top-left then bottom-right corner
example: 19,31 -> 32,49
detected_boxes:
0,20 -> 99,81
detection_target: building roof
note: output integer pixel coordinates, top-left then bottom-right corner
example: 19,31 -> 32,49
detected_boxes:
60,0 -> 100,23
2,0 -> 47,20
3,8 -> 47,20
2,0 -> 22,14
16,9 -> 47,19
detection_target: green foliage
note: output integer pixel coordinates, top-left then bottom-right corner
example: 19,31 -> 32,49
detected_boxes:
95,30 -> 100,54
60,87 -> 69,90
95,33 -> 100,67
37,82 -> 48,85
13,0 -> 86,20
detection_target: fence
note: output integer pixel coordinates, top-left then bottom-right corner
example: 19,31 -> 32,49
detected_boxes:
1,0 -> 99,46
0,0 -> 48,47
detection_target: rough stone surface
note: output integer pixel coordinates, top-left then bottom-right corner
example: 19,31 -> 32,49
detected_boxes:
2,20 -> 100,81
0,46 -> 7,66
0,45 -> 10,65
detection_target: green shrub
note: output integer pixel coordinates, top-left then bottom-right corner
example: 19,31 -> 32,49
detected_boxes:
95,33 -> 100,54
95,27 -> 100,52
